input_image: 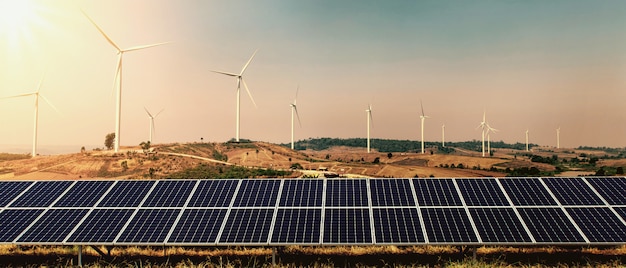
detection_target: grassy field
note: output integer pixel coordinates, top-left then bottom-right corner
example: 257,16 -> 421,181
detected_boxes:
0,245 -> 624,267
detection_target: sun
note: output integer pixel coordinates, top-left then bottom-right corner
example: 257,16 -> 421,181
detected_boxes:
0,0 -> 42,48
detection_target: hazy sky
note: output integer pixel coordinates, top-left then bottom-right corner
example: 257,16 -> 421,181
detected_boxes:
1,0 -> 625,154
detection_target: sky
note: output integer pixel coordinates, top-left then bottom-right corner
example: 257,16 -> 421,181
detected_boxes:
1,0 -> 625,154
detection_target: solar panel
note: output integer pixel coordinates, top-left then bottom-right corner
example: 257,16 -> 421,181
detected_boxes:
0,181 -> 32,207
97,180 -> 155,207
187,180 -> 238,207
586,177 -> 626,205
54,181 -> 115,207
566,207 -> 626,243
469,208 -> 531,243
499,178 -> 557,206
517,208 -> 585,243
325,179 -> 368,207
17,209 -> 89,243
271,209 -> 321,244
116,209 -> 180,243
278,180 -> 323,207
142,180 -> 196,207
67,209 -> 134,243
167,209 -> 227,244
323,208 -> 372,244
10,181 -> 73,207
372,208 -> 424,243
421,208 -> 478,243
413,179 -> 462,206
456,178 -> 508,206
219,209 -> 274,244
543,178 -> 603,205
0,209 -> 44,242
232,180 -> 281,207
370,179 -> 415,207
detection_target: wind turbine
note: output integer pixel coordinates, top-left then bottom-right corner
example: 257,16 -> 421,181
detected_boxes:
290,86 -> 302,150
82,10 -> 169,153
366,104 -> 373,153
419,100 -> 429,154
442,124 -> 445,147
144,107 -> 164,144
525,129 -> 529,151
556,127 -> 561,149
210,50 -> 259,143
0,77 -> 59,158
477,110 -> 488,157
486,124 -> 498,156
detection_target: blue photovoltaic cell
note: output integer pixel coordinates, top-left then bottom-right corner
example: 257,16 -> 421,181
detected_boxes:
586,177 -> 626,205
232,180 -> 281,207
142,180 -> 196,207
10,181 -> 73,207
567,207 -> 626,243
373,208 -> 424,243
421,208 -> 478,243
17,209 -> 89,243
271,209 -> 321,244
279,180 -> 323,207
543,178 -> 603,205
97,180 -> 154,207
413,179 -> 462,206
499,178 -> 557,206
187,180 -> 238,207
614,207 -> 626,223
469,208 -> 531,243
0,209 -> 44,242
0,181 -> 32,207
219,209 -> 274,244
54,181 -> 115,207
67,209 -> 134,243
456,179 -> 508,206
325,179 -> 368,207
517,208 -> 585,243
168,209 -> 227,243
323,208 -> 372,244
370,179 -> 415,207
117,209 -> 180,243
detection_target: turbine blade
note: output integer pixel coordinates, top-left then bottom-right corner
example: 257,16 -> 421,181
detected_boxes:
36,74 -> 45,93
0,93 -> 36,99
123,42 -> 170,52
81,9 -> 121,52
242,79 -> 257,108
39,94 -> 61,114
155,108 -> 165,118
240,49 -> 258,75
144,107 -> 153,118
420,99 -> 425,116
210,70 -> 238,77
295,107 -> 302,128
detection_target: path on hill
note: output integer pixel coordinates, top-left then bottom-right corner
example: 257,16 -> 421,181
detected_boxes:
160,152 -> 234,166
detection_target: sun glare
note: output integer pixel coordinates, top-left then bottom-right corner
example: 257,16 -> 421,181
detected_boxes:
0,0 -> 42,48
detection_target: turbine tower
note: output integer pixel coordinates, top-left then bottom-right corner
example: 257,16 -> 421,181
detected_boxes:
477,110 -> 487,157
486,124 -> 498,156
442,124 -> 445,147
82,10 -> 168,153
290,86 -> 302,150
366,104 -> 373,153
556,127 -> 561,149
210,50 -> 259,143
419,100 -> 429,154
144,107 -> 164,144
525,129 -> 529,151
0,77 -> 59,158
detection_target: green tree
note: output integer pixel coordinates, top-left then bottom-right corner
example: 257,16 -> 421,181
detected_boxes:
104,133 -> 115,150
387,152 -> 393,159
140,141 -> 151,153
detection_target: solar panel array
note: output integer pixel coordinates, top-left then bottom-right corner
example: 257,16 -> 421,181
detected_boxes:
0,177 -> 625,246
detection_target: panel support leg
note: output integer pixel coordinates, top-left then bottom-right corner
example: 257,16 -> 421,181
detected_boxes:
78,245 -> 83,267
472,246 -> 477,260
272,247 -> 276,267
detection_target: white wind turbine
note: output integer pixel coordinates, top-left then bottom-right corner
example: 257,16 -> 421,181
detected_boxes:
290,86 -> 302,150
525,129 -> 529,151
1,77 -> 59,158
556,127 -> 561,149
486,123 -> 498,156
419,100 -> 430,154
477,110 -> 488,157
82,10 -> 169,153
210,50 -> 259,143
442,124 -> 445,147
366,104 -> 373,153
144,107 -> 164,144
